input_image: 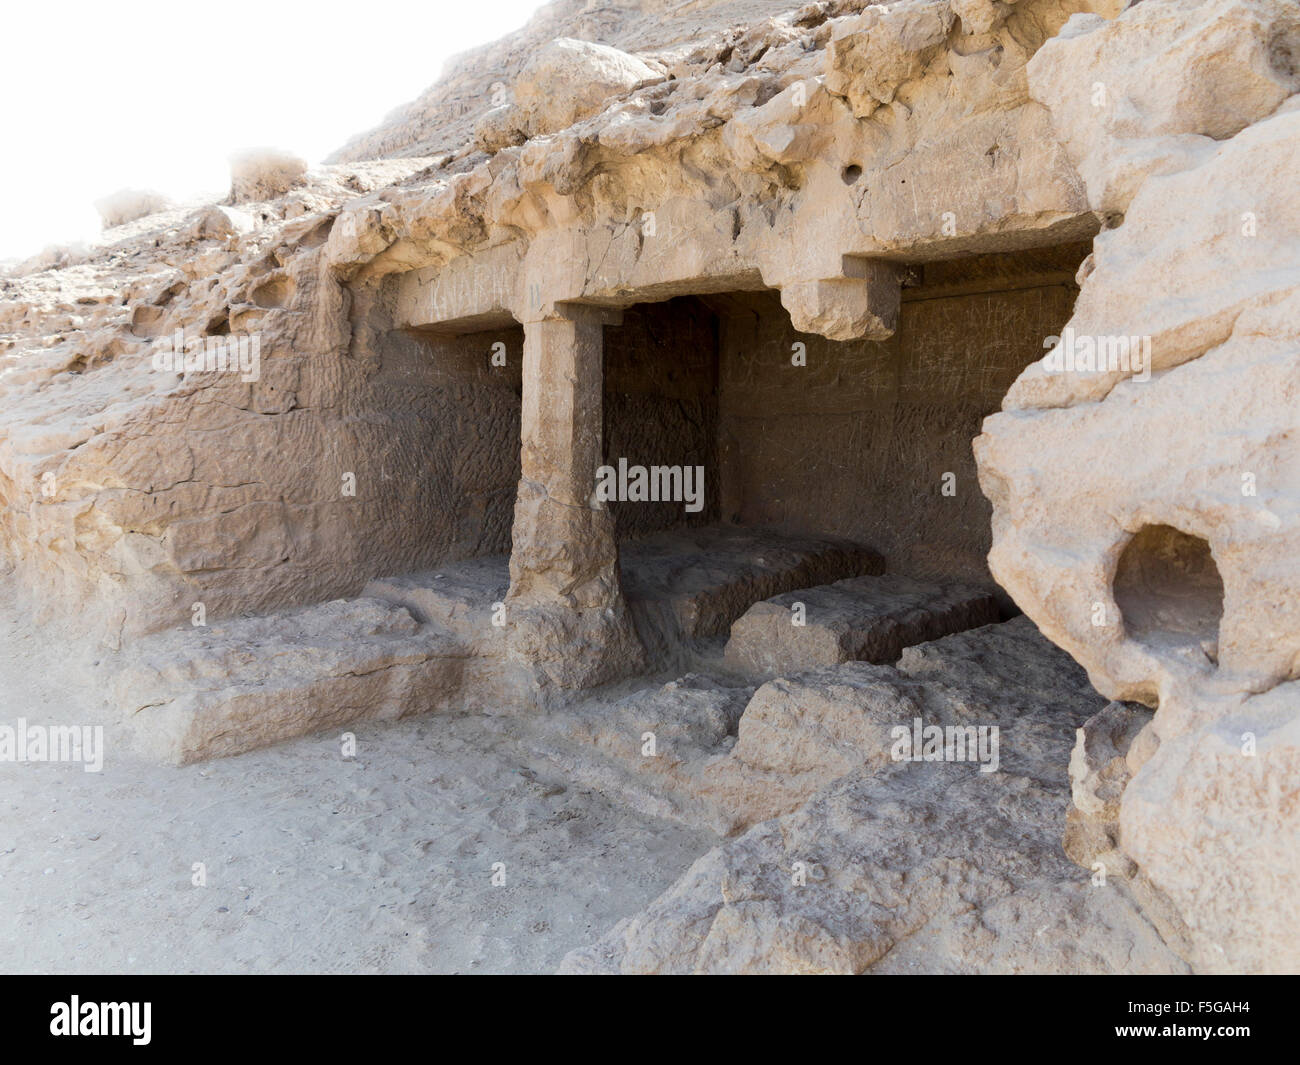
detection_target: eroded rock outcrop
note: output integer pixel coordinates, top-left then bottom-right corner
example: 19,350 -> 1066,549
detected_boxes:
975,0 -> 1300,971
559,618 -> 1187,973
2,0 -> 1296,974
476,37 -> 664,152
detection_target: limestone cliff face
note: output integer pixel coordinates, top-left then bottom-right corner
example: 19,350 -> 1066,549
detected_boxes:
0,0 -> 1111,641
1,0 -> 1297,973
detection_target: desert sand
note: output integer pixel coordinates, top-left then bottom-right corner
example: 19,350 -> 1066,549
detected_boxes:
0,591 -> 710,973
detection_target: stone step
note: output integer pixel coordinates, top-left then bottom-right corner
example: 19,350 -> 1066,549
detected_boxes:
722,574 -> 1001,677
619,524 -> 883,663
361,527 -> 882,668
362,556 -> 510,656
111,596 -> 521,764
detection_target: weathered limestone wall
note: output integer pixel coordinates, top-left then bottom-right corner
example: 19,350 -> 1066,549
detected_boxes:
0,250 -> 524,643
0,230 -> 367,642
717,248 -> 1084,586
371,324 -> 523,566
602,297 -> 721,537
4,0 -> 1295,974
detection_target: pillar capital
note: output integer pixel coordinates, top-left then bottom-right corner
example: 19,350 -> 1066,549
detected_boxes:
779,257 -> 905,341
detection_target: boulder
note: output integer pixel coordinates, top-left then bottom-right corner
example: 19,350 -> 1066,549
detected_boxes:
512,38 -> 662,138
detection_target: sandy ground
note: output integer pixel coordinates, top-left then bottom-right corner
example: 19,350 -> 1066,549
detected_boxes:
0,604 -> 714,974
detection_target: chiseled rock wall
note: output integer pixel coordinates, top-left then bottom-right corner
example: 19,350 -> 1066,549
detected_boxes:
716,256 -> 1083,587
1,0 -> 1296,974
602,298 -> 723,538
0,203 -> 530,642
1,0 -> 1111,643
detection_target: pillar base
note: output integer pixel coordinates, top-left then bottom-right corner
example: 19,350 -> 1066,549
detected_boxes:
506,600 -> 647,690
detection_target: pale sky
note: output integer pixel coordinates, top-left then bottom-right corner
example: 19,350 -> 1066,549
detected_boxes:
0,0 -> 544,262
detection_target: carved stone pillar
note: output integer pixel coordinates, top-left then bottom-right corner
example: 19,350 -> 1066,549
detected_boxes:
506,303 -> 645,688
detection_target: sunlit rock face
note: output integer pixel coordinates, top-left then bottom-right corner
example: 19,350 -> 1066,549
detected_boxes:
975,0 -> 1300,972
2,0 -> 1297,973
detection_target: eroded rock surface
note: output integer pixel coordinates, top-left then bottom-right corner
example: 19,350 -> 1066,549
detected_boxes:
975,0 -> 1300,971
526,617 -> 1108,832
559,618 -> 1185,973
723,574 -> 1000,676
2,0 -> 1296,974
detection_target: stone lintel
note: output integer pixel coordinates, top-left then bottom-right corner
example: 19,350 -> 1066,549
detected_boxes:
519,300 -> 624,328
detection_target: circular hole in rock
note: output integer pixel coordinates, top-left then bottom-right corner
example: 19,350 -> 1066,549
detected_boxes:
1113,524 -> 1224,662
251,276 -> 294,309
841,164 -> 863,185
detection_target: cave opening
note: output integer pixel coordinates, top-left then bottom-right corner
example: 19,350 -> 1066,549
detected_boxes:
1113,524 -> 1224,663
600,242 -> 1092,665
